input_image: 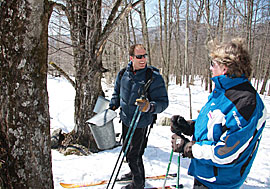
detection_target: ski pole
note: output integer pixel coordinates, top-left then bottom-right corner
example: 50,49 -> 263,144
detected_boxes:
110,111 -> 142,189
106,106 -> 140,189
177,152 -> 180,188
163,149 -> 174,189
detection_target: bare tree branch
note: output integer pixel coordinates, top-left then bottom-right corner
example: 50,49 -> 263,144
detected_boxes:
49,62 -> 75,88
97,0 -> 143,57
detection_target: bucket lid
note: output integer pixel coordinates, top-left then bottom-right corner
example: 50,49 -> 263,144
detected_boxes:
86,109 -> 117,127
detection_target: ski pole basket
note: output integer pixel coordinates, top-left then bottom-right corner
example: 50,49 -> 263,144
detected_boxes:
86,109 -> 117,150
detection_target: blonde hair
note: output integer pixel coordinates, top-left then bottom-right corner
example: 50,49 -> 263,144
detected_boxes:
208,38 -> 252,78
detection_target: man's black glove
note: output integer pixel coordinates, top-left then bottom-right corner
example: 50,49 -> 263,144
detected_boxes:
170,115 -> 195,136
171,134 -> 195,158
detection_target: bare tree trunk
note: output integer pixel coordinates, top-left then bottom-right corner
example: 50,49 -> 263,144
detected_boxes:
158,0 -> 167,88
140,0 -> 152,65
260,61 -> 270,95
130,12 -> 137,44
192,0 -> 204,81
268,83 -> 270,96
185,0 -> 190,88
163,0 -> 169,89
124,0 -> 131,48
0,0 -> 54,188
167,0 -> 173,85
173,0 -> 183,85
62,0 -> 142,152
246,0 -> 254,52
218,0 -> 226,41
204,0 -> 212,92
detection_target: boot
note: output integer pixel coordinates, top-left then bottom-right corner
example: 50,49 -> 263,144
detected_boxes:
120,172 -> 132,181
121,183 -> 144,189
121,183 -> 134,189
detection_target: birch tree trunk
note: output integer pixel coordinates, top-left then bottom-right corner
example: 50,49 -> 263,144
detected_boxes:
0,0 -> 54,188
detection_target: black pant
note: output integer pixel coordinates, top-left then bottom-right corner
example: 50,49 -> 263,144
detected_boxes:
122,123 -> 148,189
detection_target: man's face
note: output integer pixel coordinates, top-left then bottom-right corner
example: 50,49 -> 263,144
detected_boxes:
130,48 -> 147,71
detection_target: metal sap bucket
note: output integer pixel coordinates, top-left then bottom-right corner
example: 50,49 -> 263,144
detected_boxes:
93,96 -> 110,113
86,109 -> 117,150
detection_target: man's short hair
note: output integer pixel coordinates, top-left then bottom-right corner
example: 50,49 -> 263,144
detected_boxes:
129,44 -> 146,56
208,38 -> 252,78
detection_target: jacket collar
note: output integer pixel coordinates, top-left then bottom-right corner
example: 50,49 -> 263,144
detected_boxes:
211,75 -> 249,90
127,61 -> 148,75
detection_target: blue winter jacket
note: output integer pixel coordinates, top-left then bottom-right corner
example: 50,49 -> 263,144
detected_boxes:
189,75 -> 267,188
109,61 -> 168,128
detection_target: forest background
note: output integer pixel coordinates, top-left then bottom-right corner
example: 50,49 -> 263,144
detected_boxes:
0,0 -> 269,188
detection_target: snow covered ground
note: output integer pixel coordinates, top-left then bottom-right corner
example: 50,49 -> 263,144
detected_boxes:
48,76 -> 270,189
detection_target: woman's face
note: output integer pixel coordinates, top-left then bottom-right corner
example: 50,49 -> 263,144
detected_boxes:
210,60 -> 228,77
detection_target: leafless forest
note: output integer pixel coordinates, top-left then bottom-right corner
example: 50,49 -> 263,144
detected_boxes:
48,0 -> 270,94
0,1 -> 269,188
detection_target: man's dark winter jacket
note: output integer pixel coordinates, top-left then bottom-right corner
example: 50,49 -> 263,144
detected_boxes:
109,61 -> 168,128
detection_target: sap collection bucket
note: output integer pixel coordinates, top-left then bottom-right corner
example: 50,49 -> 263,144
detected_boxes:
86,109 -> 117,150
93,96 -> 110,113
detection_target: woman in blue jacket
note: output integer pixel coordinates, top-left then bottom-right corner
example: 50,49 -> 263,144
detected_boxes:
171,38 -> 267,189
110,44 -> 168,189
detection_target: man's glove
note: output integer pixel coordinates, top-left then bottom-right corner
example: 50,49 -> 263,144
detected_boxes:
136,98 -> 150,112
171,134 -> 195,158
170,115 -> 195,136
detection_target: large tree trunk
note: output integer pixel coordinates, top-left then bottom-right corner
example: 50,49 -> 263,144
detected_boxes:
62,0 -> 142,152
61,0 -> 103,152
0,0 -> 54,188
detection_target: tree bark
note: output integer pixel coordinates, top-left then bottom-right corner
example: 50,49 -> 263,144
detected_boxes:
0,0 -> 54,188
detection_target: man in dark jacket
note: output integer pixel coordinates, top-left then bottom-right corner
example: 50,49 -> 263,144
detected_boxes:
109,44 -> 168,189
